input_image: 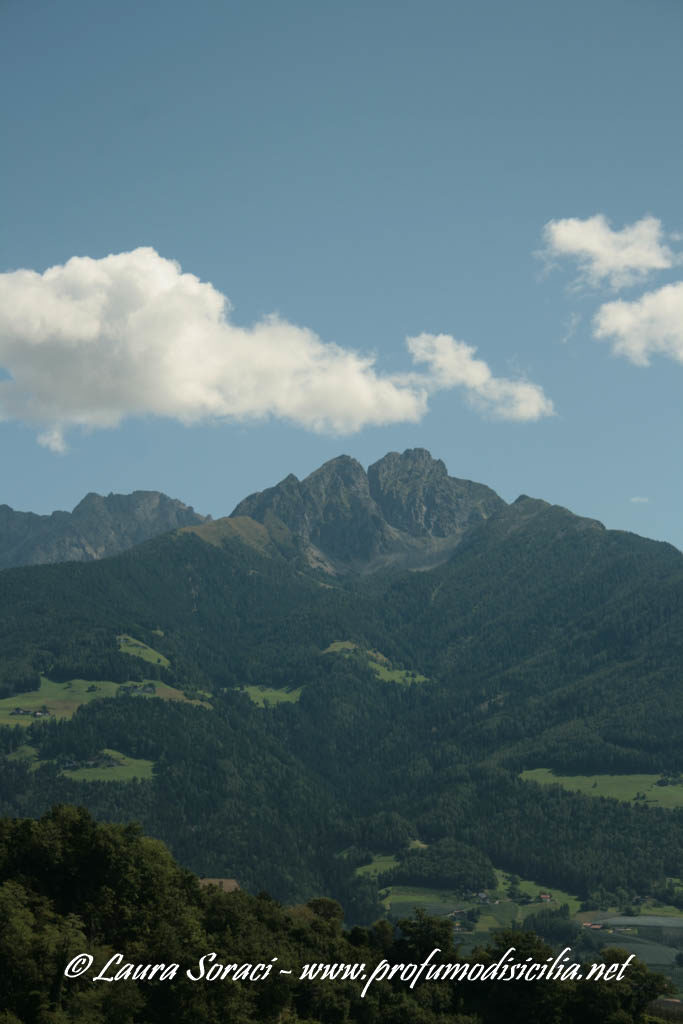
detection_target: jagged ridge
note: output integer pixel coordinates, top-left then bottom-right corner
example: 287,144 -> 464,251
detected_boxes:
231,448 -> 505,573
0,491 -> 207,569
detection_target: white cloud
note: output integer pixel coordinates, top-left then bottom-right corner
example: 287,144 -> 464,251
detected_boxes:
0,248 -> 554,451
407,333 -> 555,421
560,312 -> 581,345
593,281 -> 683,366
629,496 -> 650,504
541,214 -> 677,289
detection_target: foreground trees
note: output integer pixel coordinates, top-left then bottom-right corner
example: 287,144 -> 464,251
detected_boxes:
0,807 -> 673,1024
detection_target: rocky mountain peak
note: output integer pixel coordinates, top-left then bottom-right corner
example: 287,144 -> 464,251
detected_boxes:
304,455 -> 369,498
368,448 -> 505,539
0,491 -> 206,570
233,454 -> 383,568
231,449 -> 506,574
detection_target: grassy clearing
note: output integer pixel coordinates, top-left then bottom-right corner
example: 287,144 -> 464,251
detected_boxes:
649,903 -> 683,918
118,634 -> 170,668
381,867 -> 582,926
522,768 -> 683,809
492,868 -> 582,914
151,682 -> 212,707
0,676 -> 211,726
476,908 -> 519,930
355,854 -> 400,878
0,677 -> 122,726
381,886 -> 471,918
5,743 -> 154,782
240,685 -> 302,707
369,659 -> 428,685
354,839 -> 427,877
61,748 -> 154,782
323,640 -> 428,685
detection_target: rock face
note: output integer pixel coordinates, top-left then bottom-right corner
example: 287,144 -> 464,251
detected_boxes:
368,449 -> 503,537
231,448 -> 506,574
0,491 -> 206,569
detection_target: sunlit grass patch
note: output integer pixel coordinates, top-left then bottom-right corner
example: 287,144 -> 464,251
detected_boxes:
0,675 -> 210,726
521,768 -> 683,810
323,640 -> 428,685
0,677 -> 121,725
118,634 -> 170,668
61,747 -> 154,782
241,685 -> 302,707
355,854 -> 400,878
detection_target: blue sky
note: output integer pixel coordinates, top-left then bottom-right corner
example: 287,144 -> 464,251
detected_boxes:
1,0 -> 682,549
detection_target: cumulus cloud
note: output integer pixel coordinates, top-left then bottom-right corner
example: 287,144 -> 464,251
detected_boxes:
407,333 -> 554,421
540,214 -> 678,289
593,281 -> 683,366
0,248 -> 554,451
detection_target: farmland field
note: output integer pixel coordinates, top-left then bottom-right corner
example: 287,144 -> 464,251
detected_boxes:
492,868 -> 582,914
380,866 -> 583,924
0,677 -> 121,725
0,675 -> 211,726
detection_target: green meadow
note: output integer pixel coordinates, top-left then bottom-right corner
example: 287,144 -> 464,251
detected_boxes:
118,634 -> 170,667
491,868 -> 582,914
0,677 -> 121,725
61,748 -> 154,781
7,744 -> 154,782
0,675 -> 211,726
323,640 -> 428,685
355,853 -> 400,878
240,685 -> 303,707
381,886 -> 472,919
522,768 -> 683,809
379,865 -> 582,924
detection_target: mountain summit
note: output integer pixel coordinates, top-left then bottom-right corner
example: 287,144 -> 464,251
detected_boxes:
231,448 -> 505,573
0,450 -> 503,574
0,491 -> 206,569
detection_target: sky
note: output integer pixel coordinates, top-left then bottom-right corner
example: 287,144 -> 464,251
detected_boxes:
1,0 -> 683,549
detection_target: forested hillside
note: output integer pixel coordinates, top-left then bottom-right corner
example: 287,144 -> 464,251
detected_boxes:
1,451 -> 683,925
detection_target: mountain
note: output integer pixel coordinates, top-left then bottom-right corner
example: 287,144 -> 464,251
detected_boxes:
2,449 -> 683,928
231,448 -> 505,573
0,490 -> 207,569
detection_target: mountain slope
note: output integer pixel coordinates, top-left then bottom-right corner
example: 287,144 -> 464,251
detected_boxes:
2,450 -> 683,914
0,490 -> 207,569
